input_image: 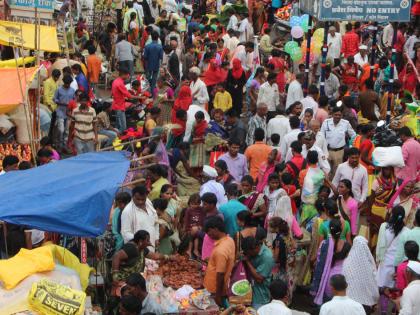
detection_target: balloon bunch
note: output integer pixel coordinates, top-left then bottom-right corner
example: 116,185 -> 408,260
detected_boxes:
290,14 -> 310,39
286,14 -> 311,61
310,28 -> 325,57
284,40 -> 302,61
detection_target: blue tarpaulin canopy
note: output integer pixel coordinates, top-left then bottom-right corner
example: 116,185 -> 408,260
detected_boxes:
0,152 -> 130,237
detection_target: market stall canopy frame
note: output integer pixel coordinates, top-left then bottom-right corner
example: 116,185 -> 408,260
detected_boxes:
0,152 -> 130,237
0,20 -> 59,52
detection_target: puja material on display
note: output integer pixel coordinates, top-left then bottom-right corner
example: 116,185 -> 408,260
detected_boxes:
149,254 -> 203,289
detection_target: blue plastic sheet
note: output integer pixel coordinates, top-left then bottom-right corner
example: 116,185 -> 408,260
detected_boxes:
0,152 -> 130,237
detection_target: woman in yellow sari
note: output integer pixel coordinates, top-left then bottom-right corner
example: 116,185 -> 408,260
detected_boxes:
368,167 -> 398,249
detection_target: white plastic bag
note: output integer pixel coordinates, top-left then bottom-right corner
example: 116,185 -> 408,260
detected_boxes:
372,146 -> 405,168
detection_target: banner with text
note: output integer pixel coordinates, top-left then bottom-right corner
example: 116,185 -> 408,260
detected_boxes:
9,0 -> 54,11
318,0 -> 411,21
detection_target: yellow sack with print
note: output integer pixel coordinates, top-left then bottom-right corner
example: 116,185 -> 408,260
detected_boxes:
28,279 -> 86,315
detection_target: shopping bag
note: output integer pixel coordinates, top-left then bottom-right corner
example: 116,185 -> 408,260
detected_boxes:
227,261 -> 252,305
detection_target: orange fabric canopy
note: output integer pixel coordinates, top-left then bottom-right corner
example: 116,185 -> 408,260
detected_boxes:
0,67 -> 38,114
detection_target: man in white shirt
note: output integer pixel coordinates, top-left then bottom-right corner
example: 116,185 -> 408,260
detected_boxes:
302,131 -> 331,174
286,73 -> 304,110
226,29 -> 240,52
258,280 -> 292,315
309,120 -> 329,158
189,67 -> 209,109
404,29 -> 420,59
226,10 -> 239,31
320,106 -> 356,176
300,84 -> 319,119
327,26 -> 342,67
354,45 -> 369,68
280,116 -> 301,160
332,147 -> 369,204
257,73 -> 279,119
232,42 -> 254,72
121,185 -> 159,251
200,165 -> 227,207
238,13 -> 252,42
382,22 -> 394,48
320,274 -> 366,315
397,260 -> 420,315
267,108 -> 290,144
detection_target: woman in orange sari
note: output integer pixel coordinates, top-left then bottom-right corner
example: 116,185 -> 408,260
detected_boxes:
352,124 -> 375,175
127,12 -> 139,45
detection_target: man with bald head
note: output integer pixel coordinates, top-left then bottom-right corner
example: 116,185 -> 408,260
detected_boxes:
310,119 -> 329,159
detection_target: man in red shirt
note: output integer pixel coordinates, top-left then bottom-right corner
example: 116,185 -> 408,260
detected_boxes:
111,68 -> 140,132
286,140 -> 307,178
394,23 -> 407,72
341,23 -> 359,59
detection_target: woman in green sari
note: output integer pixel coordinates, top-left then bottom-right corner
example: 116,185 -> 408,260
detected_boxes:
111,230 -> 172,285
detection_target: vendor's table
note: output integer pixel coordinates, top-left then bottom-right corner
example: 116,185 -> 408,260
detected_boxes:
168,304 -> 219,315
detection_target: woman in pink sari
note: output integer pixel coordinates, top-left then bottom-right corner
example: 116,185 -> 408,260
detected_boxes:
330,179 -> 359,237
256,149 -> 281,193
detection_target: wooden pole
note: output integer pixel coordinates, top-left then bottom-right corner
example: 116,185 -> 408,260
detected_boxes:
121,178 -> 146,187
61,18 -> 71,67
13,46 -> 37,165
35,8 -> 42,149
99,135 -> 159,151
130,154 -> 156,162
129,163 -> 157,171
69,2 -> 77,53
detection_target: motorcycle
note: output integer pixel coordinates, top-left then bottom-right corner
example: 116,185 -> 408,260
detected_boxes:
373,120 -> 402,147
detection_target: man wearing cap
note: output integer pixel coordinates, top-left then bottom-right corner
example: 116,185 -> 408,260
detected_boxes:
396,260 -> 420,315
200,165 -> 228,207
327,25 -> 342,67
189,67 -> 209,110
354,45 -> 369,68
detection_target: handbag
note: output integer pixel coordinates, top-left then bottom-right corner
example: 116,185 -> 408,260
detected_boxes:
227,260 -> 253,305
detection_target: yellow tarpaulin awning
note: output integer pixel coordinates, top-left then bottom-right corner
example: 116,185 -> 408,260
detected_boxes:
0,20 -> 59,52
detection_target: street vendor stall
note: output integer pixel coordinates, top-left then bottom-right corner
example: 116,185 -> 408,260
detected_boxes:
0,152 -> 130,314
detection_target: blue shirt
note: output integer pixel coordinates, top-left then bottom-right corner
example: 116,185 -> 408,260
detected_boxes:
53,86 -> 75,119
250,245 -> 275,306
219,199 -> 247,237
75,73 -> 89,92
143,41 -> 163,72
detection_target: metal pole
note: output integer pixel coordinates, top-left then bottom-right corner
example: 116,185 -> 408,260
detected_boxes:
303,15 -> 313,96
387,23 -> 398,124
320,22 -> 329,96
369,22 -> 378,80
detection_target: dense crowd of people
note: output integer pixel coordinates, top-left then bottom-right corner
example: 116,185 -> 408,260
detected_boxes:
0,0 -> 420,314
